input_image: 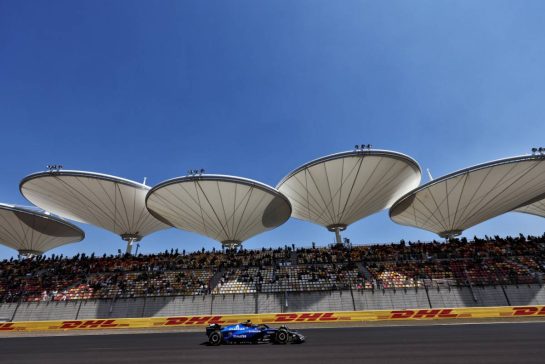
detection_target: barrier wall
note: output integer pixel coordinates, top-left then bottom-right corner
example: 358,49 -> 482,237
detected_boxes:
503,285 -> 545,305
212,294 -> 258,314
286,291 -> 353,312
0,302 -> 17,321
3,284 -> 545,322
426,286 -> 477,307
256,293 -> 283,314
353,289 -> 430,310
1,305 -> 545,333
13,301 -> 80,321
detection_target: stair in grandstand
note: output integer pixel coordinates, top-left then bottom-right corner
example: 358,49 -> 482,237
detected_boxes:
289,250 -> 298,266
358,262 -> 374,281
209,268 -> 226,293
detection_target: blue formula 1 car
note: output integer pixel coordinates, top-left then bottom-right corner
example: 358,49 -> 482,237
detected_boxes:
206,321 -> 305,345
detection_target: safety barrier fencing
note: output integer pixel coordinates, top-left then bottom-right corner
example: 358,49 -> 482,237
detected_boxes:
1,305 -> 544,332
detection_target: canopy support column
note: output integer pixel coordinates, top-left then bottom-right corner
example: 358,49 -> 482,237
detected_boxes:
327,224 -> 347,246
125,239 -> 135,255
334,227 -> 342,245
221,240 -> 242,250
121,234 -> 142,256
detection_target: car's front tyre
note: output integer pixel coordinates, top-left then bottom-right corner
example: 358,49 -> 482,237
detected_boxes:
208,331 -> 223,346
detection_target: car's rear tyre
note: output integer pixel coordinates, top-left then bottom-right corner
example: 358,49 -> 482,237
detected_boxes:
208,331 -> 223,346
275,329 -> 289,344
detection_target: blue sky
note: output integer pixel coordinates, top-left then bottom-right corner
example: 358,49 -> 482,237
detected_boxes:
1,1 -> 545,259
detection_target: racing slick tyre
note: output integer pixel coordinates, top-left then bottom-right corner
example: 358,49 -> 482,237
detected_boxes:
275,329 -> 289,344
208,331 -> 223,346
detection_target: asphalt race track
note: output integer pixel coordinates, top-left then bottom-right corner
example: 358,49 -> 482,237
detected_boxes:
1,322 -> 545,364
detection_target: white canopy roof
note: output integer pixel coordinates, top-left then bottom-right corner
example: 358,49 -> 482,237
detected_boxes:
276,150 -> 421,231
0,203 -> 84,255
146,175 -> 292,247
390,155 -> 545,238
515,197 -> 545,218
20,170 -> 170,241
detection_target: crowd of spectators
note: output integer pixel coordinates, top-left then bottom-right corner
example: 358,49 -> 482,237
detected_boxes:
350,234 -> 545,288
1,233 -> 544,302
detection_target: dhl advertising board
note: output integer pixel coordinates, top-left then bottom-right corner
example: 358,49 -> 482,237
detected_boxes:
1,306 -> 544,332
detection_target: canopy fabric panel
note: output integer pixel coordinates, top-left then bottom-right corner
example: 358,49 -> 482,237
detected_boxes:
20,171 -> 169,239
146,175 -> 291,244
277,150 -> 421,229
390,155 -> 545,237
516,198 -> 545,218
0,204 -> 84,254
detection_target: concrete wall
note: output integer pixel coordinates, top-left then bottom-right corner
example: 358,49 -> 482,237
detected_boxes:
144,296 -> 212,317
427,286 -> 480,308
256,293 -> 283,314
503,284 -> 545,305
76,300 -> 102,319
212,294 -> 257,314
427,285 -> 510,308
12,301 -> 81,321
0,302 -> 18,321
3,284 -> 544,321
353,288 -> 430,310
78,296 -> 214,319
472,286 -> 510,307
285,291 -> 354,312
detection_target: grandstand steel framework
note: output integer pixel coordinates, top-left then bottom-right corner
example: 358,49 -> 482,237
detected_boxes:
390,154 -> 545,238
277,149 -> 421,244
0,203 -> 84,255
146,174 -> 292,248
20,170 -> 170,254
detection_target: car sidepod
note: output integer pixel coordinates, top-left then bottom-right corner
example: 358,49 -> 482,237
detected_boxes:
226,327 -> 264,343
215,324 -> 269,344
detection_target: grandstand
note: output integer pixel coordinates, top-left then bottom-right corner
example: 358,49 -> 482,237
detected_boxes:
1,233 -> 545,321
1,151 -> 544,322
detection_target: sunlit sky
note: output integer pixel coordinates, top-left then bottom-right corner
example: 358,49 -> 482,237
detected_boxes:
1,1 -> 544,259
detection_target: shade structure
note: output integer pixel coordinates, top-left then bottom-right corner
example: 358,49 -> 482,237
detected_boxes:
515,197 -> 545,218
0,203 -> 84,255
390,155 -> 545,238
20,170 -> 170,253
276,150 -> 421,243
146,175 -> 292,248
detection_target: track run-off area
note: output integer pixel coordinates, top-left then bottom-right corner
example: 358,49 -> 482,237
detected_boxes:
1,322 -> 545,364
